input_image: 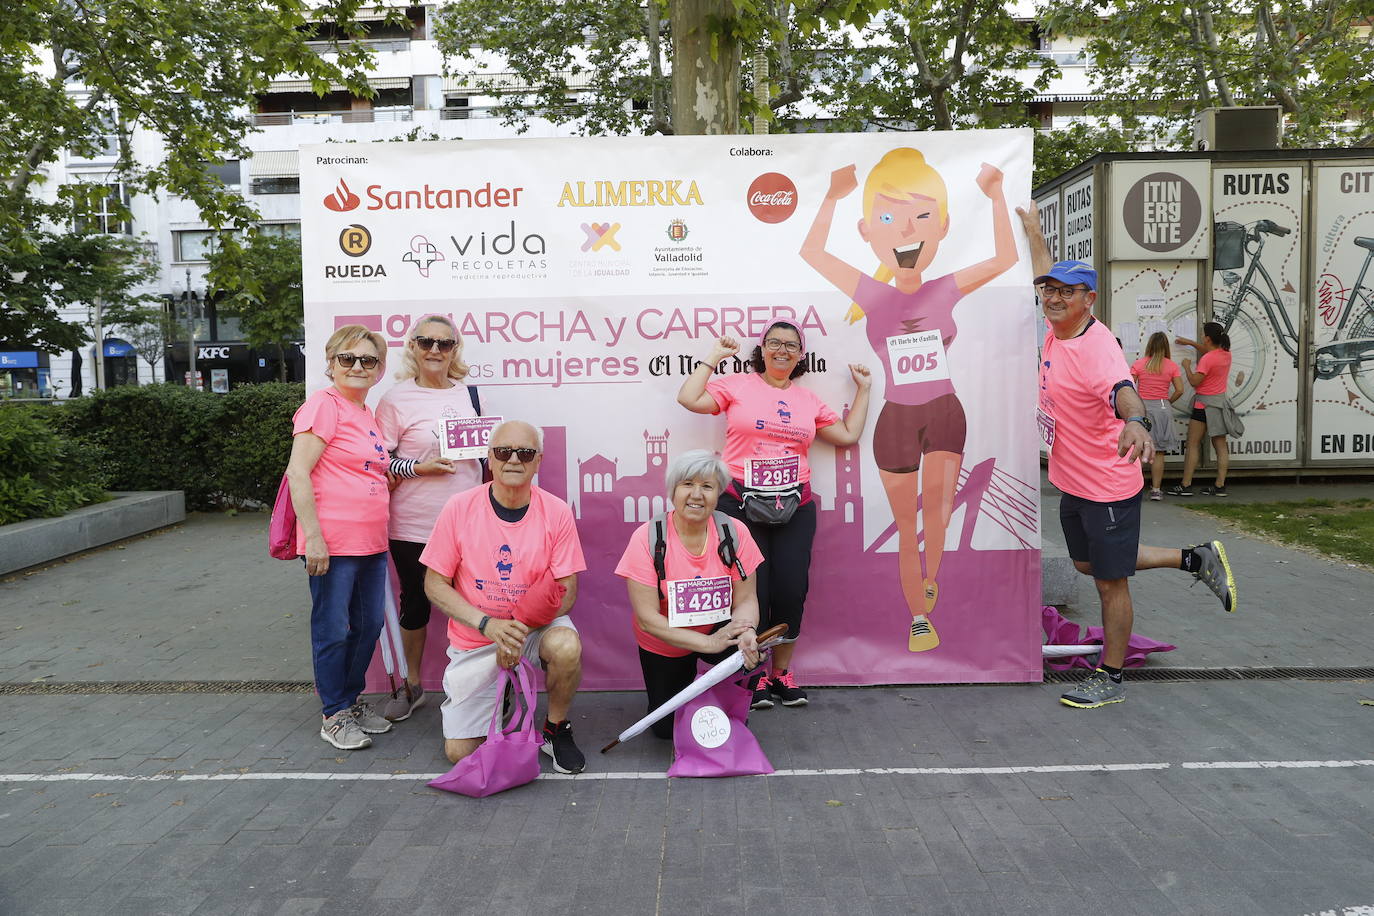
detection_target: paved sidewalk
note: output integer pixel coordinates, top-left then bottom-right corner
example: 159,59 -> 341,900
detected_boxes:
2,480 -> 1374,915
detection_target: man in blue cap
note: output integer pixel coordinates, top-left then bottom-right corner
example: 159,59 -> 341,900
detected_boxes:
1018,203 -> 1236,708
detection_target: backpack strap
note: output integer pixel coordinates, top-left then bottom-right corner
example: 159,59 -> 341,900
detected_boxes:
712,510 -> 747,580
648,512 -> 669,597
467,383 -> 482,416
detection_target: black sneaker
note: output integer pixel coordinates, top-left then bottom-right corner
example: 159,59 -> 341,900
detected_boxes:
751,674 -> 775,710
1201,485 -> 1228,497
768,669 -> 809,707
1166,484 -> 1193,497
541,720 -> 585,774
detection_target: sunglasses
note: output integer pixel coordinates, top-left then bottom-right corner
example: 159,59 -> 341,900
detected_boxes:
413,336 -> 456,352
333,353 -> 380,370
763,338 -> 801,353
1039,284 -> 1089,300
490,446 -> 539,463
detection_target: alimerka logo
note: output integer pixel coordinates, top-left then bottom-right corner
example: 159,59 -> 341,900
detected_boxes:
324,179 -> 362,212
558,180 -> 704,207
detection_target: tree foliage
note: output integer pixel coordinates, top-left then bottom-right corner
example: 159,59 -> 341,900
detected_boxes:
1041,0 -> 1374,148
205,233 -> 303,382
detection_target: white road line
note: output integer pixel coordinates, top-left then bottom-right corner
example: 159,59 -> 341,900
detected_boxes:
3,759 -> 1373,784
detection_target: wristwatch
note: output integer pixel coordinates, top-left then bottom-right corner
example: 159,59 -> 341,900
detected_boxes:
1125,415 -> 1153,432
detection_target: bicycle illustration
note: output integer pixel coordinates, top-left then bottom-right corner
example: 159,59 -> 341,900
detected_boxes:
1197,219 -> 1374,405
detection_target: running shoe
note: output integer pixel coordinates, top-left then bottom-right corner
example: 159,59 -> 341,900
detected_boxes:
382,684 -> 425,722
1059,669 -> 1125,708
1166,484 -> 1193,497
909,615 -> 940,652
320,710 -> 371,750
1200,485 -> 1229,497
768,670 -> 809,707
751,674 -> 775,710
348,701 -> 394,734
1149,489 -> 1163,501
541,720 -> 586,774
1192,540 -> 1236,612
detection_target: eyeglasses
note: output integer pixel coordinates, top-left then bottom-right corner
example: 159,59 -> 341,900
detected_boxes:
763,338 -> 802,353
490,446 -> 539,463
1039,284 -> 1089,301
413,336 -> 456,353
333,353 -> 380,370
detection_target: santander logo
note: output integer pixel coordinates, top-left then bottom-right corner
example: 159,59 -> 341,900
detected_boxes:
323,179 -> 362,212
747,172 -> 797,223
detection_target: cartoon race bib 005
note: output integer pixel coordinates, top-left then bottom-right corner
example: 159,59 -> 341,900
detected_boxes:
745,455 -> 799,490
886,330 -> 951,385
439,415 -> 502,460
666,575 -> 732,628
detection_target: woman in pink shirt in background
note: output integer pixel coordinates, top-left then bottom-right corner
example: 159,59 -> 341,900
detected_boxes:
1170,322 -> 1234,498
373,315 -> 484,722
284,325 -> 394,751
1129,332 -> 1184,501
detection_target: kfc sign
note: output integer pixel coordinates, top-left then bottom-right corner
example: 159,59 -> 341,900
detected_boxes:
198,346 -> 231,360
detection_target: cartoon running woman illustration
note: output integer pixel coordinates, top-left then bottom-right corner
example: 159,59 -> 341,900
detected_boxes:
800,148 -> 1017,652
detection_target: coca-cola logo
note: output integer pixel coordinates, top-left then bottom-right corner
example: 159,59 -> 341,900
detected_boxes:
747,172 -> 798,224
323,179 -> 361,212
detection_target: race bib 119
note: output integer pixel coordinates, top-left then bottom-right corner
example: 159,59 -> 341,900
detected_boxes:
440,415 -> 502,460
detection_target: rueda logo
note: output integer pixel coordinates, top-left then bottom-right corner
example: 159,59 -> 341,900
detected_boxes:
323,179 -> 361,212
747,172 -> 797,224
580,222 -> 622,253
402,235 -> 444,277
339,224 -> 371,257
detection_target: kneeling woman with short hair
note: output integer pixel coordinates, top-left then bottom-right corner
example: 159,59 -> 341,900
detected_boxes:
615,450 -> 764,740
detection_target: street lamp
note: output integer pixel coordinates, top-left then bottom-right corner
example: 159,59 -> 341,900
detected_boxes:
183,267 -> 202,388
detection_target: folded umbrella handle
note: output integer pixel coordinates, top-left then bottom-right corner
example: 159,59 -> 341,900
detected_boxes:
755,623 -> 788,649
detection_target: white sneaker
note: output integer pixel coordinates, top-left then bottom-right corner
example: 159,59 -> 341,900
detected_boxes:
321,710 -> 371,750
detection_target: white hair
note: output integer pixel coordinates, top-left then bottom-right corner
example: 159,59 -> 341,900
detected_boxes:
665,449 -> 730,497
490,420 -> 544,451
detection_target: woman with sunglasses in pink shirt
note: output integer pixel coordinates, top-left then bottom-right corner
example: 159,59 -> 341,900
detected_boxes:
285,325 -> 393,751
373,315 -> 485,722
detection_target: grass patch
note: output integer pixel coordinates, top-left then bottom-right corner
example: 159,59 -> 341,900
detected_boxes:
1188,498 -> 1374,567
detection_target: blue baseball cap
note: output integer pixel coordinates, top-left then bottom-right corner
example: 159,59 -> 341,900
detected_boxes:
1034,260 -> 1097,292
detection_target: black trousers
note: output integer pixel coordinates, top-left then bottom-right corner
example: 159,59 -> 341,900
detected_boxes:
716,493 -> 818,640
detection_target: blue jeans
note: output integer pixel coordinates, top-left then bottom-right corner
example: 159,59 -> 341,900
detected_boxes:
307,552 -> 387,716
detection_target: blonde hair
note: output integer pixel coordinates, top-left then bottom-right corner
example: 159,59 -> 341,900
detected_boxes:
394,314 -> 470,382
324,324 -> 386,378
851,148 -> 950,318
1144,331 -> 1171,374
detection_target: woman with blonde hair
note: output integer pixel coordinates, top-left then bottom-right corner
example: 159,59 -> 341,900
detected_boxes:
800,148 -> 1018,652
1130,332 -> 1184,500
285,324 -> 393,750
374,314 -> 485,721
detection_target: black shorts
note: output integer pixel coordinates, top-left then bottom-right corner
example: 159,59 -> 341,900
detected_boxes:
1190,406 -> 1207,423
388,539 -> 431,630
1059,491 -> 1141,580
872,394 -> 968,473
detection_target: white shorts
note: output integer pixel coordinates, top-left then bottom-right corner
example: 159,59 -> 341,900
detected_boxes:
440,617 -> 578,740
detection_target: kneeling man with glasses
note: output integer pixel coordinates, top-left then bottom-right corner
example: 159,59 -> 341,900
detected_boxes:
421,420 -> 589,773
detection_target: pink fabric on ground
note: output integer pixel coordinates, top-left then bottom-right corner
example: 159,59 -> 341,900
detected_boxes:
1041,605 -> 1176,670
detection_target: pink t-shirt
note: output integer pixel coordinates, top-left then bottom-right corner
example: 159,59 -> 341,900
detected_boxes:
704,372 -> 839,484
291,387 -> 389,556
1194,349 -> 1232,398
854,273 -> 964,406
374,379 -> 483,544
420,484 -> 586,651
1039,319 -> 1143,502
1130,357 -> 1181,400
615,512 -> 764,658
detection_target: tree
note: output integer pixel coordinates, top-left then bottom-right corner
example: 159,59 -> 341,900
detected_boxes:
1041,0 -> 1374,148
0,232 -> 158,352
795,0 -> 1059,133
1,0 -> 397,348
205,233 -> 303,382
121,306 -> 183,383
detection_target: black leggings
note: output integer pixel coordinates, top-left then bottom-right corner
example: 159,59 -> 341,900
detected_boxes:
638,645 -> 736,740
388,539 -> 431,630
716,493 -> 817,640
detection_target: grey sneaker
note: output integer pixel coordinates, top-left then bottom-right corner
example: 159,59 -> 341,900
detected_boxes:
1192,540 -> 1236,612
382,684 -> 426,722
321,710 -> 372,750
1059,669 -> 1125,708
348,701 -> 394,735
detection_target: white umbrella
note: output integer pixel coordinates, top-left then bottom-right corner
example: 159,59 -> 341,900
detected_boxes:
601,623 -> 788,753
1042,644 -> 1101,659
379,559 -> 411,699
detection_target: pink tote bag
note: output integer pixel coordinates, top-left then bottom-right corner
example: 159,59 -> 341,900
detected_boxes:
428,659 -> 544,797
667,673 -> 773,778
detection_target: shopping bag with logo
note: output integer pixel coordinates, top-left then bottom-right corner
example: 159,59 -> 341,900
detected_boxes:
666,672 -> 772,778
428,658 -> 543,797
